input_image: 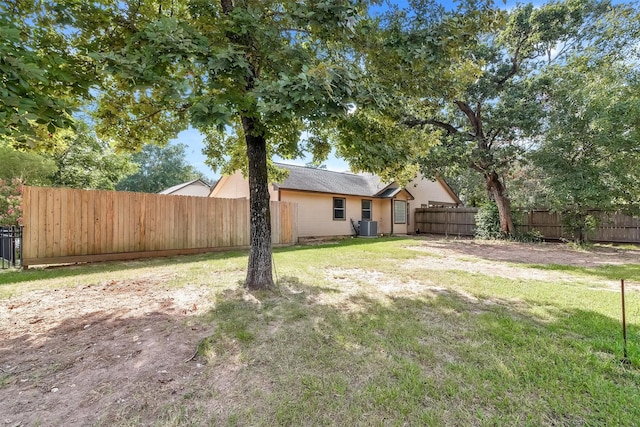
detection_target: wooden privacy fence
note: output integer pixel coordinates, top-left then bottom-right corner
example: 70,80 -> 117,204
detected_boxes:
21,186 -> 298,267
515,210 -> 640,243
414,208 -> 478,236
415,207 -> 640,243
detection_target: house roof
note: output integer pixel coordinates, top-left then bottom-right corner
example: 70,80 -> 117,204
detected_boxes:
158,179 -> 210,195
273,163 -> 414,199
375,186 -> 404,198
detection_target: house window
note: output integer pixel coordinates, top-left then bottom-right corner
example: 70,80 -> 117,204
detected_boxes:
394,200 -> 407,224
361,199 -> 372,221
333,197 -> 346,220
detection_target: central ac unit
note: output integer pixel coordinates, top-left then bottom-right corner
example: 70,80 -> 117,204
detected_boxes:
359,220 -> 378,237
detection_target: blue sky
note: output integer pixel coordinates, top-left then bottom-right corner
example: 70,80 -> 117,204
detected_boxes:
175,0 -> 546,180
175,127 -> 351,181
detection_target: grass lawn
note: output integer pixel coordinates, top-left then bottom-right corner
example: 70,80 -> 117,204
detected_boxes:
1,237 -> 639,426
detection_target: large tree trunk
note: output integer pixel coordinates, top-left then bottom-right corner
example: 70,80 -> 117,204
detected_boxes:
242,115 -> 275,290
486,171 -> 515,235
219,1 -> 273,289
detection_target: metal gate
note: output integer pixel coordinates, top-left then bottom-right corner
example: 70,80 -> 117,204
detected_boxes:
0,225 -> 22,269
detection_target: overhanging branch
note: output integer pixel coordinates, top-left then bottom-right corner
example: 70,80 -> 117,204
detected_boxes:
403,117 -> 465,136
454,100 -> 483,139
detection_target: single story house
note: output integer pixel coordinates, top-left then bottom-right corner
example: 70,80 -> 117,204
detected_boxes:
210,163 -> 461,238
158,179 -> 211,197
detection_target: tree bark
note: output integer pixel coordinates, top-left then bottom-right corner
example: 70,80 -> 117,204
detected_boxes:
486,171 -> 515,235
242,115 -> 275,290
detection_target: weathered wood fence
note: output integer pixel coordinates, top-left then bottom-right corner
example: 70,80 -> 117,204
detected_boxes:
414,208 -> 478,236
415,208 -> 640,243
21,186 -> 298,267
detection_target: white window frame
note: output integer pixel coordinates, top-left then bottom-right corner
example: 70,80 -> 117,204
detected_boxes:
361,199 -> 372,221
394,200 -> 407,224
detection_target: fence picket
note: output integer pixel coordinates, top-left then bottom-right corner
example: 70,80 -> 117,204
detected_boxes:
20,186 -> 297,267
415,208 -> 640,243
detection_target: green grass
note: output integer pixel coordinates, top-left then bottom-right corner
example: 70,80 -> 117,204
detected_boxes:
0,249 -> 247,299
2,237 -> 640,425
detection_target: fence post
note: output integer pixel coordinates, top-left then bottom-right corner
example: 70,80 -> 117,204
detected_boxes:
0,225 -> 21,269
0,226 -> 5,269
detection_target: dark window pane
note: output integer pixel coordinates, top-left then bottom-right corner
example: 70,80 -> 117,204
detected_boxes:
334,198 -> 346,220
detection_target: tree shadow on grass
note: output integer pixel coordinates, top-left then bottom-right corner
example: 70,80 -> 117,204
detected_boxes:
2,279 -> 640,426
196,280 -> 640,426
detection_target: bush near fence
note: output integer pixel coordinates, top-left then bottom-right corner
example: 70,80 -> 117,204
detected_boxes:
414,208 -> 640,243
21,186 -> 298,267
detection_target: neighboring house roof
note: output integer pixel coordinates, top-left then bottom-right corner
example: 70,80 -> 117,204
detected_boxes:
158,179 -> 210,195
272,163 -> 414,199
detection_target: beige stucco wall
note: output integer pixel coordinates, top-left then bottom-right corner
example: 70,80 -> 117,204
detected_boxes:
170,183 -> 211,197
209,171 -> 250,199
280,190 -> 398,237
278,190 -> 415,237
407,174 -> 458,208
210,171 -> 280,201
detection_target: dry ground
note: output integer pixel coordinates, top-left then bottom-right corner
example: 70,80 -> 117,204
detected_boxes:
1,238 -> 638,426
404,239 -> 640,289
1,274 -> 216,426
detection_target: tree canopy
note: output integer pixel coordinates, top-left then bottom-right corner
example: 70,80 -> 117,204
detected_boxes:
45,0 -> 377,288
337,0 -> 640,237
116,143 -> 201,193
50,124 -> 137,190
0,143 -> 56,185
531,58 -> 640,240
0,3 -> 92,147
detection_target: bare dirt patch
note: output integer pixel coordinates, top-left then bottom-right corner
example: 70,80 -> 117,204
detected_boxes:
0,275 -> 216,426
404,238 -> 640,289
408,238 -> 640,267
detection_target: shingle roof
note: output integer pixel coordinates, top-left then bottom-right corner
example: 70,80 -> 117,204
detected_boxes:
273,163 -> 400,198
376,187 -> 403,198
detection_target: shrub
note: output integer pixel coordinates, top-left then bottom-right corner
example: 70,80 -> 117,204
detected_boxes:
474,202 -> 503,240
0,178 -> 24,226
561,210 -> 598,244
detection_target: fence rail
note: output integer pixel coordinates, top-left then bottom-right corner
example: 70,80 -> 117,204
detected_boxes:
21,186 -> 298,267
415,208 -> 640,243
